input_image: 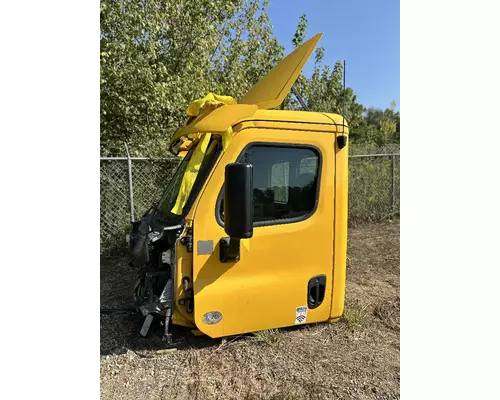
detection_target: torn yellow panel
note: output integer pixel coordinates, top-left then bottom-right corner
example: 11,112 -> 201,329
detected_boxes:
171,133 -> 212,215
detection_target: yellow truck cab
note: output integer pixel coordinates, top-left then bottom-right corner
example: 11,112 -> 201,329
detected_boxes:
127,34 -> 349,342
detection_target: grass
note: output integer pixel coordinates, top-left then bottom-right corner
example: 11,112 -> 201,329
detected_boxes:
250,329 -> 282,346
100,221 -> 400,400
342,303 -> 371,330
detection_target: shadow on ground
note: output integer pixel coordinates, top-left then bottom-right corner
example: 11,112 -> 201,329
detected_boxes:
100,258 -> 221,355
100,257 -> 318,355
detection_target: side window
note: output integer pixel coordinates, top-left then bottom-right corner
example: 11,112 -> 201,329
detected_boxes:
219,145 -> 320,225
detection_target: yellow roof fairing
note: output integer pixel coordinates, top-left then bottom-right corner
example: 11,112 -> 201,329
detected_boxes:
169,104 -> 258,156
168,33 -> 334,156
239,33 -> 323,109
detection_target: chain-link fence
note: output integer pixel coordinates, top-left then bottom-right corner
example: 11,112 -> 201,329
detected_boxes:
100,156 -> 180,256
100,150 -> 400,257
348,153 -> 400,226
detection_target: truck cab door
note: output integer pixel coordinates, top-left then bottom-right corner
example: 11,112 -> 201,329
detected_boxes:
191,128 -> 335,338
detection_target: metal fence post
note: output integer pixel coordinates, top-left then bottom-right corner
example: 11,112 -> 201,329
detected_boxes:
124,143 -> 135,223
391,154 -> 396,213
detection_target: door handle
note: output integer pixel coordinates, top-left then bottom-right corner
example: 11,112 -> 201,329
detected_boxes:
307,275 -> 326,309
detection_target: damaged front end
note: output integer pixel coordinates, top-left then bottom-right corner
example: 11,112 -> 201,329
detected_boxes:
125,135 -> 222,342
128,214 -> 184,343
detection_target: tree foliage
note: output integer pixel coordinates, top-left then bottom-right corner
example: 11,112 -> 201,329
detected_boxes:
100,2 -> 398,156
101,0 -> 283,156
286,15 -> 398,146
352,101 -> 400,145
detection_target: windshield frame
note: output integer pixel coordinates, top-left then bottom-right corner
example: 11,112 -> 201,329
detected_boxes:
152,136 -> 222,224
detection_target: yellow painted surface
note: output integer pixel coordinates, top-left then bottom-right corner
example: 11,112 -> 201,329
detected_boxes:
171,132 -> 212,215
169,104 -> 258,154
168,33 -> 327,156
168,31 -> 348,335
330,130 -> 349,320
190,126 -> 337,338
172,238 -> 196,328
239,34 -> 323,109
247,109 -> 347,127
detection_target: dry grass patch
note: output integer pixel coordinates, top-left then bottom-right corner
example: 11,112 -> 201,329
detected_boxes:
342,302 -> 371,331
100,222 -> 400,400
251,329 -> 282,346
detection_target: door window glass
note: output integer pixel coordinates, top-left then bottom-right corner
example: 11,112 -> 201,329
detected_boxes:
219,145 -> 320,225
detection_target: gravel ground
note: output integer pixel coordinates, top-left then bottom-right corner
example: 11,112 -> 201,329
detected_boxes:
101,221 -> 400,399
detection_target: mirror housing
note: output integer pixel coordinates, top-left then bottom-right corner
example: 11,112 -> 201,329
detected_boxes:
224,163 -> 253,239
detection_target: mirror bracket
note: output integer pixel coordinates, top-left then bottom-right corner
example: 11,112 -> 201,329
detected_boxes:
219,237 -> 240,263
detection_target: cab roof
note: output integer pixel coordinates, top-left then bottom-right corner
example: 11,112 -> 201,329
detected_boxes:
169,108 -> 348,155
245,109 -> 347,127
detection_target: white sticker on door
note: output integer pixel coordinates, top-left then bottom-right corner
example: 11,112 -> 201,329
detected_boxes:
295,306 -> 308,324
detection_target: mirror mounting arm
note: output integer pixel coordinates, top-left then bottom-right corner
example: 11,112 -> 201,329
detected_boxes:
219,237 -> 240,263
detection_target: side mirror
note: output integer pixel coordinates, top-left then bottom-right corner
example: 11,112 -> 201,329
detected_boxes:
220,162 -> 253,262
224,162 -> 253,238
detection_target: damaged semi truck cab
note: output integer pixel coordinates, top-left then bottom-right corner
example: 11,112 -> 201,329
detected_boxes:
128,33 -> 349,341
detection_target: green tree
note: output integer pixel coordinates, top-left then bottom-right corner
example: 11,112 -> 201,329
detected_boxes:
208,0 -> 284,100
101,4 -> 398,155
379,100 -> 399,141
101,0 -> 283,156
354,101 -> 399,145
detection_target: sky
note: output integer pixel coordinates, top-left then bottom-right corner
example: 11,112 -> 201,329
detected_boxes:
267,0 -> 400,111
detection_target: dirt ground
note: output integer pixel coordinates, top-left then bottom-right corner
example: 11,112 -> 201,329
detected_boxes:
100,222 -> 400,399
